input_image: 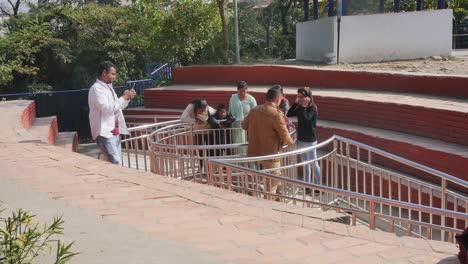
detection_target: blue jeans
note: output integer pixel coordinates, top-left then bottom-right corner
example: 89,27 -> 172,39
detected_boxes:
96,135 -> 121,165
297,140 -> 321,184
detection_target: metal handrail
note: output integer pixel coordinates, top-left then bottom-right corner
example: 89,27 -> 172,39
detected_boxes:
212,134 -> 468,190
215,136 -> 335,163
147,120 -> 297,147
207,134 -> 468,242
211,158 -> 468,220
150,62 -> 169,76
127,119 -> 181,132
209,158 -> 468,233
123,117 -> 467,242
336,135 -> 468,188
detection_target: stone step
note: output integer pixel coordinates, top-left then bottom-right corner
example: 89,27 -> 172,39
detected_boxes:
318,119 -> 468,183
54,132 -> 78,152
27,116 -> 58,144
143,85 -> 468,146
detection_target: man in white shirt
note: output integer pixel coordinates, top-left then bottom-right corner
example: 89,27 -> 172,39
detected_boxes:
88,61 -> 136,164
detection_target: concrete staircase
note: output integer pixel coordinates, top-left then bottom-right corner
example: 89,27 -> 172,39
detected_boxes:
124,65 -> 468,187
14,100 -> 78,152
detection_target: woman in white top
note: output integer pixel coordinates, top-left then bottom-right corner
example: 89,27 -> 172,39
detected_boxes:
228,81 -> 257,121
180,99 -> 216,174
228,81 -> 257,154
180,99 -> 216,129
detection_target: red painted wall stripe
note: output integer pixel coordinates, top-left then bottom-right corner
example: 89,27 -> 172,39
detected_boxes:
173,65 -> 468,98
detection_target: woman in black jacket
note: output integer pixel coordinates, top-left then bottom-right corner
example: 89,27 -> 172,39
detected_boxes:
287,87 -> 321,184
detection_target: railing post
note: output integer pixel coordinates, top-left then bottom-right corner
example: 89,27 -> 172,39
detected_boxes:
227,167 -> 232,191
149,145 -> 157,174
441,178 -> 447,241
332,139 -> 339,204
346,142 -> 351,192
207,161 -> 213,185
333,139 -> 338,189
369,201 -> 376,230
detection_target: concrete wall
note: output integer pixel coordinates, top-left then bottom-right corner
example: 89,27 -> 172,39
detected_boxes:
340,10 -> 452,63
296,17 -> 336,62
296,9 -> 452,63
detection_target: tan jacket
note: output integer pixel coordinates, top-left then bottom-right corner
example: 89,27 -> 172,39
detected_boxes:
241,101 -> 294,159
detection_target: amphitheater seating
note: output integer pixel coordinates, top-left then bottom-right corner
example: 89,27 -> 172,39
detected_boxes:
124,65 -> 468,184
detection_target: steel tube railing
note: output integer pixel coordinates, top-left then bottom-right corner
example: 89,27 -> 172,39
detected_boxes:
118,118 -> 468,243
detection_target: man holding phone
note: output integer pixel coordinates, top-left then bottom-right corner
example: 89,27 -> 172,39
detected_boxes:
88,61 -> 136,164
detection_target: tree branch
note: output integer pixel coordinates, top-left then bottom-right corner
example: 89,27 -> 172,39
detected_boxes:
6,0 -> 16,9
0,5 -> 12,16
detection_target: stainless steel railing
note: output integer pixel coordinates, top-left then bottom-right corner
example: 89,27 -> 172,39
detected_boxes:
123,118 -> 467,242
147,120 -> 296,182
120,118 -> 180,170
207,135 -> 468,243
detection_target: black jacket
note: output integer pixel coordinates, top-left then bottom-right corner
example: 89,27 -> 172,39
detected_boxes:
207,113 -> 236,129
287,103 -> 318,142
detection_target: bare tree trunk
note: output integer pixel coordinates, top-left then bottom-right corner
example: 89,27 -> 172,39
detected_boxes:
303,0 -> 310,21
279,0 -> 293,35
259,7 -> 273,56
217,0 -> 229,64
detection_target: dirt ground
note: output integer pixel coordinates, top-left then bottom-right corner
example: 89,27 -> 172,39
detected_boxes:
265,52 -> 468,76
324,56 -> 468,76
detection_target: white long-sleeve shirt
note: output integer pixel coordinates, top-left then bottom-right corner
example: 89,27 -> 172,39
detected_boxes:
180,103 -> 216,129
88,79 -> 129,139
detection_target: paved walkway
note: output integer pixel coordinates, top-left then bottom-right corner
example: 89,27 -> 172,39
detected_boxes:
0,101 -> 460,263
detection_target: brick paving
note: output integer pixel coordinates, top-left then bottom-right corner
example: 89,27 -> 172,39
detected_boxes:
0,101 -> 461,263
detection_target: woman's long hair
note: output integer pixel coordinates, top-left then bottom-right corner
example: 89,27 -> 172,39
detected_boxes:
297,87 -> 317,112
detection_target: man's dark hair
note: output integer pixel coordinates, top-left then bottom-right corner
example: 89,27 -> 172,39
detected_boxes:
266,85 -> 282,102
237,81 -> 248,90
216,104 -> 227,111
98,61 -> 116,76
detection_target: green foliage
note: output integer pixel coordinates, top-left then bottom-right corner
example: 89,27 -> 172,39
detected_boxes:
156,0 -> 221,65
0,208 -> 78,264
0,15 -> 71,92
27,83 -> 53,93
64,4 -> 152,82
0,0 -> 466,93
451,0 -> 468,25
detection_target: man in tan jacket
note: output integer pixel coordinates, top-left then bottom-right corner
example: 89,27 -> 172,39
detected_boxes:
241,85 -> 294,197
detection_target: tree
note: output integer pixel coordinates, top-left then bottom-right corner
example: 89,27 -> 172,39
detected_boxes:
0,15 -> 71,92
303,0 -> 309,20
156,0 -> 221,65
451,0 -> 468,25
216,0 -> 229,64
0,0 -> 28,18
277,0 -> 295,35
237,2 -> 266,59
255,5 -> 273,56
60,4 -> 153,82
